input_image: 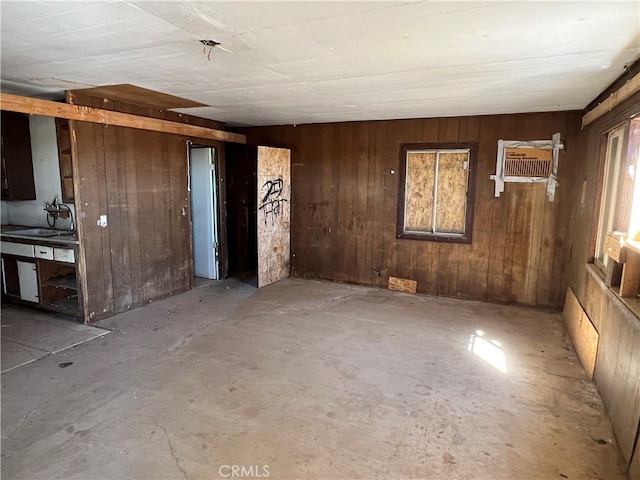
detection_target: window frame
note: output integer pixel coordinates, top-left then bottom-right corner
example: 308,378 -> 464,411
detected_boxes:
396,142 -> 477,244
594,123 -> 628,271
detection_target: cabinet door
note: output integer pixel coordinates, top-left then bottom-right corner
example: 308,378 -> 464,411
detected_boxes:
17,260 -> 39,302
1,111 -> 36,200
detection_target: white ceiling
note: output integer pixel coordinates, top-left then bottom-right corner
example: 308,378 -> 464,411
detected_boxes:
1,1 -> 639,127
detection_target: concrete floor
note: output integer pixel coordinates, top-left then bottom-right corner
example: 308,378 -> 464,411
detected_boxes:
1,305 -> 109,373
1,278 -> 628,479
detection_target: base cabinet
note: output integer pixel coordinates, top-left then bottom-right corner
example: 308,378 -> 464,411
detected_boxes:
2,245 -> 80,318
16,260 -> 39,302
3,257 -> 39,303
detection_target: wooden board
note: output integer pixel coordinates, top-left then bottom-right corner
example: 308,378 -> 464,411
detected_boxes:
0,93 -> 245,144
388,276 -> 417,294
257,146 -> 291,287
70,84 -> 206,110
620,250 -> 640,297
436,152 -> 468,233
405,152 -> 435,231
582,71 -> 640,126
562,288 -> 599,380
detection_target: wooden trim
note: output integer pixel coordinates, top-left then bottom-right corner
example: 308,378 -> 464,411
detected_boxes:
582,73 -> 640,127
0,93 -> 246,144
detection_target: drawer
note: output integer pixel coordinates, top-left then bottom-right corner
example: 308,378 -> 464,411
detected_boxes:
1,241 -> 34,258
53,248 -> 75,264
34,245 -> 54,260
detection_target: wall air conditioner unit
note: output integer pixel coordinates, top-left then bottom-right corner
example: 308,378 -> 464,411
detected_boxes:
490,133 -> 564,201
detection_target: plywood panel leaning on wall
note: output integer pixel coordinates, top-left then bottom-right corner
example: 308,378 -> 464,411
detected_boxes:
257,146 -> 291,287
562,288 -> 598,380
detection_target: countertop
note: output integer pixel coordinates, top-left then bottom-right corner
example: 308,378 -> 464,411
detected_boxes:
1,224 -> 79,246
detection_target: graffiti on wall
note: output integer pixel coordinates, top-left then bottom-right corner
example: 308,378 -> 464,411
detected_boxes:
259,177 -> 288,225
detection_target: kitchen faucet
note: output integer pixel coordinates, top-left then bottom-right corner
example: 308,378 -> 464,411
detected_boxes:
44,197 -> 75,231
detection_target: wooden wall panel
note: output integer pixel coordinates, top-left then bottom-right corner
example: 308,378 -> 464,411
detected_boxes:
561,90 -> 640,475
239,110 -> 581,308
69,92 -> 219,322
592,282 -> 640,467
562,288 -> 598,379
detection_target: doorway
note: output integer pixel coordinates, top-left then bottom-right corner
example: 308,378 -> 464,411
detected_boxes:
189,146 -> 219,281
225,144 -> 291,287
225,144 -> 258,285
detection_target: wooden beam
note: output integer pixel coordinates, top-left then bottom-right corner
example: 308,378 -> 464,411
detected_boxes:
582,72 -> 640,127
0,93 -> 246,144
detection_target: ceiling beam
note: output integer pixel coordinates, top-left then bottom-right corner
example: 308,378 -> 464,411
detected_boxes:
582,72 -> 640,127
0,93 -> 246,144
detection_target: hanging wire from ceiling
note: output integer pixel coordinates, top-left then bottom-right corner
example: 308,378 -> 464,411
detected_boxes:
199,40 -> 220,61
199,40 -> 232,61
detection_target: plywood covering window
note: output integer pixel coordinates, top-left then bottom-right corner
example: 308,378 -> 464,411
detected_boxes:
397,143 -> 477,243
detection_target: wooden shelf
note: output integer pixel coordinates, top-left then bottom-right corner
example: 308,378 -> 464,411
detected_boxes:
55,118 -> 74,202
42,295 -> 81,318
42,274 -> 77,291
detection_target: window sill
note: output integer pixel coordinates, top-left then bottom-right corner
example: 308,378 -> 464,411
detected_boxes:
586,263 -> 640,332
397,231 -> 472,244
625,238 -> 640,255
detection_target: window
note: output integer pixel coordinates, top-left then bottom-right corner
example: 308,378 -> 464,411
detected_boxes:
397,143 -> 477,243
595,118 -> 640,270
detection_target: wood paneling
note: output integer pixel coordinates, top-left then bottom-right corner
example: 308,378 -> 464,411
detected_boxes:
588,272 -> 640,469
564,89 -> 640,476
562,288 -> 598,379
69,93 -> 226,322
239,111 -> 580,308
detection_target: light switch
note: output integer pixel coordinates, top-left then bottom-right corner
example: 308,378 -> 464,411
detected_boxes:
97,214 -> 108,227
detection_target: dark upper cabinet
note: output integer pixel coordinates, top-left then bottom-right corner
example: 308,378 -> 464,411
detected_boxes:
1,111 -> 36,201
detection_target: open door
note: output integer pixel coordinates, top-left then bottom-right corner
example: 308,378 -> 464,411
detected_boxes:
190,146 -> 219,280
257,146 -> 291,287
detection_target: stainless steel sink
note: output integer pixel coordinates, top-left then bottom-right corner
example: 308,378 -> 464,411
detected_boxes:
3,228 -> 77,239
12,228 -> 74,237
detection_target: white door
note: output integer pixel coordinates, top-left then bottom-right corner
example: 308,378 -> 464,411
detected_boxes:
17,260 -> 39,302
257,146 -> 291,287
190,147 -> 219,279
